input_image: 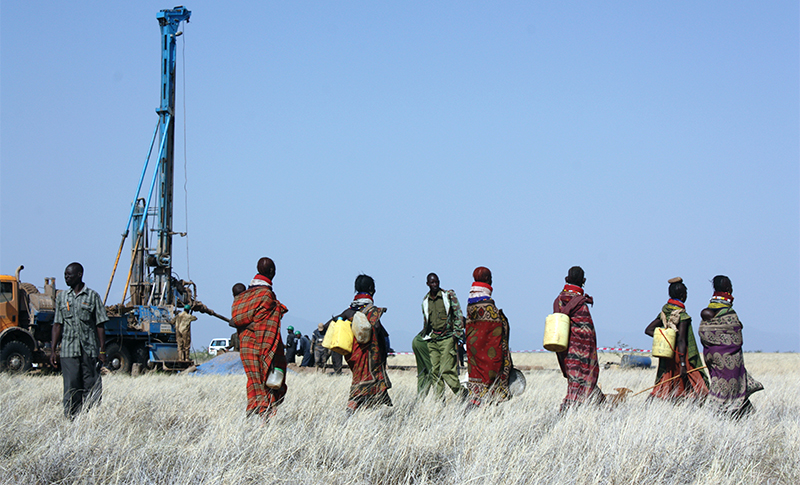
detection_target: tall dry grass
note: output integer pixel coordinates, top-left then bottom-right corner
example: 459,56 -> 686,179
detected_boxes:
0,353 -> 797,484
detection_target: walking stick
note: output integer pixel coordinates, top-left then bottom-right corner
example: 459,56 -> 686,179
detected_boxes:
632,365 -> 708,397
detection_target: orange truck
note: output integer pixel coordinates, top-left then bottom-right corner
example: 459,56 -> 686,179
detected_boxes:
0,266 -> 56,372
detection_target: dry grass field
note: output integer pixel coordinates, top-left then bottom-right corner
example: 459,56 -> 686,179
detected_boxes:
0,352 -> 797,484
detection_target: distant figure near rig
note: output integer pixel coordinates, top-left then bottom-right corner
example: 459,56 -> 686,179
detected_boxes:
230,257 -> 288,418
173,304 -> 196,362
699,275 -> 763,418
553,266 -> 604,411
645,277 -> 708,401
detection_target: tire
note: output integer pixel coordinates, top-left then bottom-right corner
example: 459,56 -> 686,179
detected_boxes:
0,341 -> 33,373
105,343 -> 132,374
133,344 -> 149,365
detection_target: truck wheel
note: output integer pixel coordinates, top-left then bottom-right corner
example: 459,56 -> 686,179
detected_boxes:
0,341 -> 33,373
105,343 -> 132,374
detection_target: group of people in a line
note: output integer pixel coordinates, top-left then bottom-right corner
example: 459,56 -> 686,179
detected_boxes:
47,258 -> 762,422
644,275 -> 763,418
229,260 -> 392,416
227,258 -> 763,420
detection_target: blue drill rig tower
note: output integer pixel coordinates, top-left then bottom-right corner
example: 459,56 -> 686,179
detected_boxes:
102,7 -> 227,372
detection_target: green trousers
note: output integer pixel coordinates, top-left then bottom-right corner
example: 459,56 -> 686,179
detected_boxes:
412,334 -> 432,395
428,337 -> 461,395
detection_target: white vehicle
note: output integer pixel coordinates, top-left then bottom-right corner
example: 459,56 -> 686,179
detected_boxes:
208,338 -> 230,356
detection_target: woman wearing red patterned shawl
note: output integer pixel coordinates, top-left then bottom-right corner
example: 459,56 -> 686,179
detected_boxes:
699,275 -> 763,418
554,266 -> 604,411
335,274 -> 392,413
644,277 -> 709,401
230,257 -> 288,418
465,266 -> 512,407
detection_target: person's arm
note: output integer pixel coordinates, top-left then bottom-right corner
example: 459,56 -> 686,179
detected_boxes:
51,293 -> 64,367
50,323 -> 62,367
556,350 -> 568,378
677,317 -> 689,379
449,290 -> 464,336
94,292 -> 108,364
644,316 -> 661,337
96,324 -> 106,364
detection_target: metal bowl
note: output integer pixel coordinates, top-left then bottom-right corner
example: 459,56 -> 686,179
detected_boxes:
508,367 -> 526,396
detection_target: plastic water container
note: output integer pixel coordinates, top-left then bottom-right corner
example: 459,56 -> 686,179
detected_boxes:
266,367 -> 284,389
543,313 -> 570,352
652,327 -> 677,358
323,318 -> 353,355
352,311 -> 372,344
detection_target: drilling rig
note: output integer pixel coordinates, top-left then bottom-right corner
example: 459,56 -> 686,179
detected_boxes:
102,6 -> 228,372
0,7 -> 227,374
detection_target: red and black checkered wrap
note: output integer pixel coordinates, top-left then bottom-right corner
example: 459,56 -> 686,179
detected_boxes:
232,286 -> 288,416
345,306 -> 392,411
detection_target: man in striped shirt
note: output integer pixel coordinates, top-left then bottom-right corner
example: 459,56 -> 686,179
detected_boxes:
51,262 -> 108,419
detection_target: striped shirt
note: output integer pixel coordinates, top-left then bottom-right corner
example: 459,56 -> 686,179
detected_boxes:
54,285 -> 108,358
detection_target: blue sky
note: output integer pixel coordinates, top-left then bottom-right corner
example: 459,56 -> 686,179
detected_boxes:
2,1 -> 798,353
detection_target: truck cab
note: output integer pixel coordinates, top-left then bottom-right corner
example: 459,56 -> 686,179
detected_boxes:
0,269 -> 55,372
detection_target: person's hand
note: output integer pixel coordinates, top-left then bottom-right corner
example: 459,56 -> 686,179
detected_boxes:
680,365 -> 687,380
99,350 -> 107,365
50,351 -> 59,368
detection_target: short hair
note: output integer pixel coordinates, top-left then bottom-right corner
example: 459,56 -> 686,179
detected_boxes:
566,266 -> 584,286
232,283 -> 246,297
67,262 -> 84,275
668,281 -> 687,301
472,266 -> 491,283
712,275 -> 732,293
355,274 -> 375,294
257,257 -> 275,277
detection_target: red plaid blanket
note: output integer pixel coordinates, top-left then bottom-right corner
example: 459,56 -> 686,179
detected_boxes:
231,286 -> 288,416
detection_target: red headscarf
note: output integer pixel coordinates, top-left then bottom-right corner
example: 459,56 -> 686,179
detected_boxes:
473,266 -> 492,283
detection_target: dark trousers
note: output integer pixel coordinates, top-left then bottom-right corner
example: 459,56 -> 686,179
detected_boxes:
313,347 -> 343,373
300,348 -> 314,367
331,351 -> 342,373
314,346 -> 328,369
412,334 -> 432,395
61,354 -> 102,418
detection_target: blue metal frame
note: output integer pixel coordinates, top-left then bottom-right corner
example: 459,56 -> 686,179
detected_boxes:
103,8 -> 192,367
153,6 -> 191,300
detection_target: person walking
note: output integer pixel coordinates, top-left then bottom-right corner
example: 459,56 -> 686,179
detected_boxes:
699,275 -> 763,418
230,257 -> 288,418
465,267 -> 512,408
298,332 -> 314,367
338,274 -> 392,413
553,266 -> 604,411
418,272 -> 464,397
645,277 -> 709,401
285,326 -> 297,364
312,322 -> 329,371
51,262 -> 108,419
